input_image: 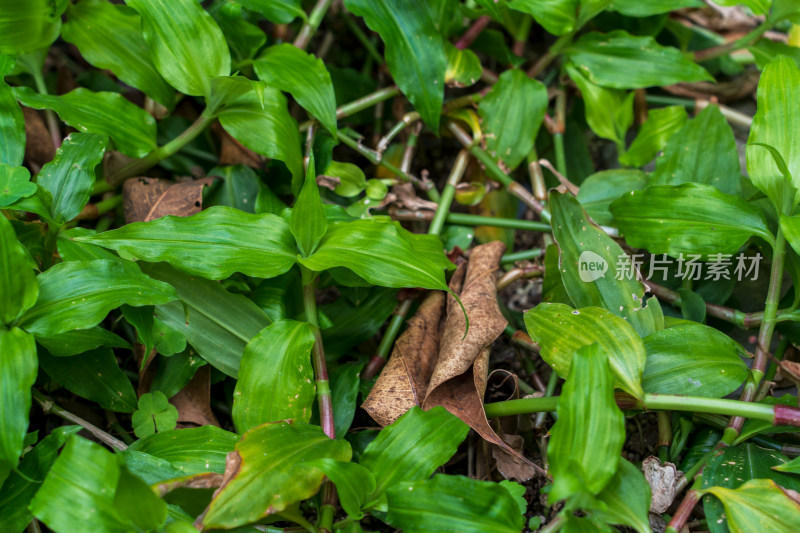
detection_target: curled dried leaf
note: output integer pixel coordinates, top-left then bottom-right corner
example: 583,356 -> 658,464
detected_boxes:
123,176 -> 216,223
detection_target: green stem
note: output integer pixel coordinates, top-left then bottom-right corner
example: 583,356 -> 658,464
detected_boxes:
104,113 -> 214,187
362,299 -> 413,380
429,150 -> 469,235
553,87 -> 567,177
693,21 -> 771,62
338,132 -> 421,187
449,213 -> 550,231
527,32 -> 574,78
534,370 -> 559,429
31,70 -> 61,149
293,0 -> 334,50
336,87 -> 400,120
342,13 -> 383,64
657,411 -> 672,463
377,112 -> 420,153
302,270 -> 335,439
501,248 -> 544,264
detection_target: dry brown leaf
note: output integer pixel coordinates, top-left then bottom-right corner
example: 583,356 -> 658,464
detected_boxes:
492,433 -> 538,482
123,176 -> 216,223
361,291 -> 445,426
155,472 -> 224,498
214,122 -> 262,168
317,174 -> 341,192
391,183 -> 438,212
22,107 -> 55,168
170,365 -> 221,427
643,456 -> 684,513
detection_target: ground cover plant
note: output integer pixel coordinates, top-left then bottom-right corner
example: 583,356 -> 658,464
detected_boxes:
4,0 -> 800,532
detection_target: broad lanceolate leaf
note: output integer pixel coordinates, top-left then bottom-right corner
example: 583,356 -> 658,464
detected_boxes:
577,169 -> 646,226
126,0 -> 230,97
0,164 -> 35,207
387,475 -> 525,533
344,0 -> 446,130
0,0 -> 66,54
127,426 -> 239,475
37,132 -> 108,223
564,30 -> 712,89
779,214 -> 800,263
254,44 -> 337,135
142,263 -> 271,377
525,303 -> 646,399
591,457 -> 652,533
214,80 -> 304,192
0,216 -> 37,325
307,459 -> 375,519
19,260 -> 177,336
566,63 -> 634,146
699,479 -> 800,533
610,183 -> 773,259
610,0 -> 703,16
39,348 -> 138,413
619,106 -> 687,167
77,206 -> 297,280
62,0 -> 174,107
14,87 -> 156,158
360,407 -> 469,505
36,326 -> 130,357
549,190 -> 664,337
507,0 -> 578,36
0,62 -> 24,166
548,344 -> 625,502
478,69 -> 547,171
299,219 -> 452,291
200,422 -> 351,529
236,0 -> 306,24
0,328 -> 36,485
642,324 -> 748,398
290,155 -> 327,256
650,105 -> 741,195
747,56 -> 800,209
233,320 -> 316,433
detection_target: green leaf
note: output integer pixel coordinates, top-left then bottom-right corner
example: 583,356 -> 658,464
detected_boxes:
37,132 -> 108,223
0,328 -> 36,485
233,320 -> 316,433
307,459 -> 375,519
0,426 -> 80,532
344,0 -> 446,130
0,164 -> 35,207
329,362 -> 364,437
360,406 -> 469,505
299,218 -> 452,291
650,105 -> 741,195
39,347 -> 138,413
121,304 -> 155,369
525,303 -> 646,399
591,457 -> 651,533
132,391 -> 179,438
236,0 -> 306,24
386,474 -> 525,533
478,69 -> 548,171
507,0 -> 577,36
746,55 -> 800,209
549,190 -> 664,337
0,0 -> 66,54
322,287 -> 397,360
14,87 -> 156,158
36,326 -> 131,357
205,165 -> 260,213
610,0 -> 702,17
200,421 -> 351,529
113,465 -> 168,532
290,155 -> 327,257
142,263 -> 271,377
576,169 -> 646,226
566,63 -> 634,145
213,79 -> 304,193
62,0 -> 174,107
700,479 -> 800,533
610,183 -> 773,259
0,64 -> 24,166
76,206 -> 297,280
619,106 -> 687,167
323,161 -> 367,198
564,30 -> 712,89
254,44 -> 337,136
0,215 -> 38,325
750,40 -> 800,71
445,43 -> 482,88
548,344 -> 625,502
19,259 -> 177,337
126,0 -> 230,97
127,425 -> 238,475
642,324 -> 748,398
702,443 -> 800,533
771,0 -> 800,24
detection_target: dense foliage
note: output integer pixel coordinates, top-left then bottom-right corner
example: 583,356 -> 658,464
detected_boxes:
3,0 -> 800,532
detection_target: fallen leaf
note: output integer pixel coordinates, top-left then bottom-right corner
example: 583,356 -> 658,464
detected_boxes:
214,122 -> 262,168
170,365 -> 221,427
317,174 -> 341,192
391,182 -> 438,212
361,291 -> 445,426
123,176 -> 216,223
492,432 -> 538,482
154,472 -> 224,498
22,106 -> 56,168
642,456 -> 684,513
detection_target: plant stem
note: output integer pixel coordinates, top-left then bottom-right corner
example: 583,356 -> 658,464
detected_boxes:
552,88 -> 567,177
535,370 -> 560,429
338,132 -> 423,188
390,211 -> 551,232
657,411 -> 672,463
527,32 -> 574,78
75,195 -> 123,220
501,248 -> 544,264
362,299 -> 414,380
32,389 -> 128,451
429,150 -> 469,235
377,112 -> 420,153
302,270 -> 335,439
693,21 -> 771,62
336,87 -> 400,120
31,70 -> 61,150
455,15 -> 491,50
104,113 -> 214,186
342,14 -> 383,64
293,0 -> 334,50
